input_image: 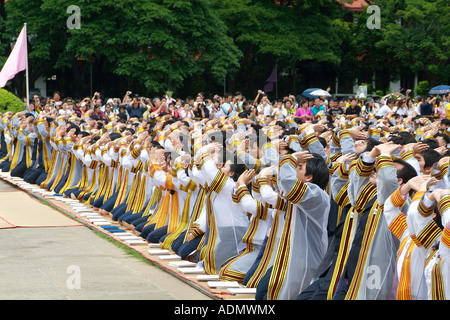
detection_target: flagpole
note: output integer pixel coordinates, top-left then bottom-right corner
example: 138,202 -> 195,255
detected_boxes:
24,23 -> 29,108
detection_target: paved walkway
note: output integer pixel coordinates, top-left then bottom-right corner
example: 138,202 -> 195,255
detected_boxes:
0,179 -> 211,300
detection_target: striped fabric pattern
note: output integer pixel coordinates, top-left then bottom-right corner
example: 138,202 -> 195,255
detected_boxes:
284,179 -> 308,204
431,257 -> 446,300
416,220 -> 442,250
389,213 -> 408,240
418,198 -> 435,217
442,223 -> 450,249
267,203 -> 293,300
345,203 -> 381,300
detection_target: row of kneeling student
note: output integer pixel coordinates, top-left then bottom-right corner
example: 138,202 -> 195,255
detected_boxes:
1,109 -> 448,300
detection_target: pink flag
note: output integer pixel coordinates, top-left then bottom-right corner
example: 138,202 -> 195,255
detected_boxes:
0,25 -> 27,88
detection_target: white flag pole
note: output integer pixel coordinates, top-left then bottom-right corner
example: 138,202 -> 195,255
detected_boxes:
24,23 -> 29,108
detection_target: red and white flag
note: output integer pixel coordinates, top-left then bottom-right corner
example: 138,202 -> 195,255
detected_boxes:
0,25 -> 27,88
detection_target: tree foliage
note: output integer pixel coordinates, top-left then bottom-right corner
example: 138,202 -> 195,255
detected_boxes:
0,0 -> 448,98
354,0 -> 449,80
3,0 -> 242,95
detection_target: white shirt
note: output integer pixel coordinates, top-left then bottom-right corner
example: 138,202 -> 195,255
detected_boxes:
376,104 -> 392,117
393,106 -> 408,116
257,103 -> 272,116
212,108 -> 225,119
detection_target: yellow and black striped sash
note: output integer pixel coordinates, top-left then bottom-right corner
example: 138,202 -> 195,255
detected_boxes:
431,256 -> 446,300
245,210 -> 281,288
345,202 -> 382,300
267,202 -> 294,300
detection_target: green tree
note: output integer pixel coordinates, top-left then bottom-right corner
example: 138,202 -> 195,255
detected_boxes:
0,0 -> 8,67
376,0 -> 449,79
415,80 -> 431,96
210,0 -> 344,95
3,0 -> 242,97
353,0 -> 449,90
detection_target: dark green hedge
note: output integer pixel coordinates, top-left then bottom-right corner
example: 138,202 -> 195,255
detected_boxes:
0,88 -> 25,114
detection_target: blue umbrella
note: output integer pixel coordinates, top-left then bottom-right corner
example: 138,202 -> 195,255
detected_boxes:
301,88 -> 322,98
429,85 -> 450,95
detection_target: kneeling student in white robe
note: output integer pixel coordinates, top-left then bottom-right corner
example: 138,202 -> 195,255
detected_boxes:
256,151 -> 330,300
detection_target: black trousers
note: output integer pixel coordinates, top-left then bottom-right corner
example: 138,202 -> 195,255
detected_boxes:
10,158 -> 28,178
